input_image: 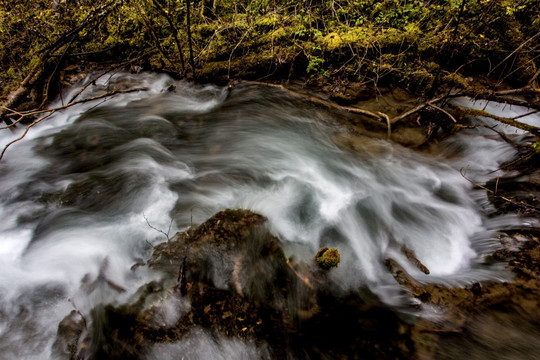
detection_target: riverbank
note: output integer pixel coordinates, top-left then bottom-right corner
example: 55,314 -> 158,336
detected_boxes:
1,1 -> 539,117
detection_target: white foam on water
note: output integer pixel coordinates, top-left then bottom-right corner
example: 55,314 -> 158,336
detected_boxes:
0,72 -> 535,359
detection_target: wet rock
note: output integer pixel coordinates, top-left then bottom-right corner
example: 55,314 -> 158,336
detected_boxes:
387,230 -> 540,359
149,209 -> 293,303
314,247 -> 341,270
51,310 -> 86,359
486,149 -> 540,216
54,209 -> 414,359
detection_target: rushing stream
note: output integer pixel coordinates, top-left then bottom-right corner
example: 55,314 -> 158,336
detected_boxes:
0,72 -> 537,359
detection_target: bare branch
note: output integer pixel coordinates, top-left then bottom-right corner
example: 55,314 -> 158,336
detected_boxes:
377,111 -> 392,139
454,123 -> 522,149
428,103 -> 457,123
0,111 -> 56,161
448,104 -> 540,135
390,96 -> 447,124
67,65 -> 130,104
512,109 -> 539,121
0,0 -> 124,127
460,167 -> 540,214
488,32 -> 540,76
152,0 -> 186,73
0,107 -> 27,130
1,88 -> 148,160
239,80 -> 386,121
143,213 -> 174,242
4,88 -> 147,120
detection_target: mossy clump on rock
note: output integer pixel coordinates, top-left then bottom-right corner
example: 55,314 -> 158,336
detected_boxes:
315,247 -> 341,270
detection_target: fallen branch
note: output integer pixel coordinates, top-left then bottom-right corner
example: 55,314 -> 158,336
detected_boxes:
390,96 -> 447,124
448,104 -> 540,135
68,71 -> 113,104
0,112 -> 56,161
0,107 -> 26,130
460,167 -> 540,214
455,88 -> 540,110
377,111 -> 392,139
454,123 -> 523,149
494,85 -> 540,97
428,103 -> 457,123
512,109 -> 539,121
4,87 -> 147,119
0,65 -> 45,127
238,80 -> 391,135
0,87 -> 148,160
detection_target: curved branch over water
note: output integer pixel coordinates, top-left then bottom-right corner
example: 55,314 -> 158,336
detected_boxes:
0,87 -> 148,160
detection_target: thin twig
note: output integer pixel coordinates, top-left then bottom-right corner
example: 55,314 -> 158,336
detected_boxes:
488,32 -> 540,76
239,80 -> 385,121
455,123 -> 521,149
185,0 -> 196,75
460,167 -> 539,214
0,111 -> 55,160
228,23 -> 253,79
428,103 -> 457,123
0,107 -> 26,130
68,64 -> 130,104
1,88 -> 148,160
390,96 -> 446,124
143,213 -> 173,242
5,88 -> 148,118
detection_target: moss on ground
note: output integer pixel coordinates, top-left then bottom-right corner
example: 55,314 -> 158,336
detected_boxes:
1,0 -> 539,103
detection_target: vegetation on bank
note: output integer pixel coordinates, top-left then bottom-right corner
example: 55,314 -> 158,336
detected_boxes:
0,0 -> 538,157
1,0 -> 539,107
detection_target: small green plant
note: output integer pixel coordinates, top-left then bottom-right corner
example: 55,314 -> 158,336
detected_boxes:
315,247 -> 341,270
307,55 -> 329,77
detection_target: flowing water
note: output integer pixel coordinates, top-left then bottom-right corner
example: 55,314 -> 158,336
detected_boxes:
0,72 -> 537,359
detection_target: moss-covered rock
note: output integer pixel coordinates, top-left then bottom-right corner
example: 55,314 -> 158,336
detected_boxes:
315,247 -> 341,270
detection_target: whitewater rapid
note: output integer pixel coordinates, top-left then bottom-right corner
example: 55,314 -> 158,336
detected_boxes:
0,72 -> 534,359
